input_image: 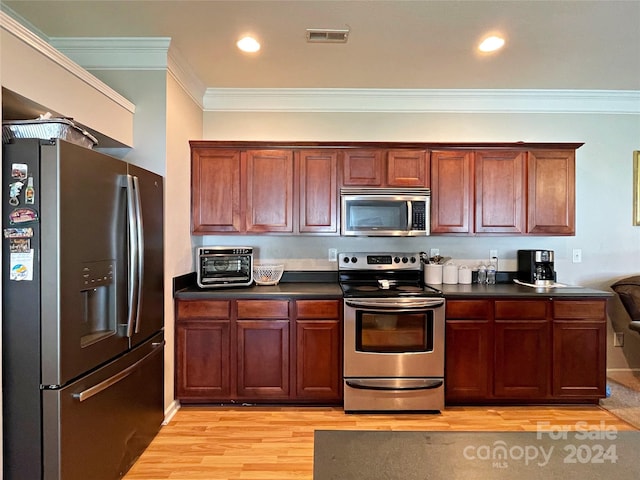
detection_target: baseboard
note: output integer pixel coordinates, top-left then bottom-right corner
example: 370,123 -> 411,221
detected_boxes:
607,368 -> 640,374
163,400 -> 180,425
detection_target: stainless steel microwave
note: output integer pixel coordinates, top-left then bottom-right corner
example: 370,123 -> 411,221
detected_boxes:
196,246 -> 254,288
340,188 -> 430,236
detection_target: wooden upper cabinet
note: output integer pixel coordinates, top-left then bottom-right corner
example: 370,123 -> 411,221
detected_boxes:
387,150 -> 429,187
527,150 -> 575,235
430,150 -> 473,233
191,148 -> 242,234
245,150 -> 294,233
297,150 -> 338,234
341,149 -> 383,186
475,151 -> 526,234
342,149 -> 429,187
190,142 -> 579,237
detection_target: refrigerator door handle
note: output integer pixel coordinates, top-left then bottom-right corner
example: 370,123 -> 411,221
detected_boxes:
127,175 -> 144,337
132,175 -> 145,333
125,175 -> 140,337
72,341 -> 164,402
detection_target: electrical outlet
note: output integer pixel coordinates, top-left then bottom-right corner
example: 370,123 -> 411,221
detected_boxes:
490,249 -> 498,259
614,332 -> 624,347
328,248 -> 337,262
572,249 -> 582,263
430,248 -> 440,257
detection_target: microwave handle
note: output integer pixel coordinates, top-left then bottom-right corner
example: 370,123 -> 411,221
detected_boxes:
407,201 -> 413,231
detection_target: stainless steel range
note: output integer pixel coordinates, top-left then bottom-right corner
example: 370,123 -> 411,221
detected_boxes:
339,252 -> 445,412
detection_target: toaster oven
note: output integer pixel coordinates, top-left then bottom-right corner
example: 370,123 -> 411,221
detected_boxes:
196,246 -> 254,288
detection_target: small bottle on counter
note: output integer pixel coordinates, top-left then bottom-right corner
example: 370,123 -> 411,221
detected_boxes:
477,265 -> 486,284
486,264 -> 496,285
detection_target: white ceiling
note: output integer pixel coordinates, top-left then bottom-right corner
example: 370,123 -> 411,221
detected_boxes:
3,0 -> 640,91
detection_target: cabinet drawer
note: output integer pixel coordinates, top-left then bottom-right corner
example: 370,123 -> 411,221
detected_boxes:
177,300 -> 231,320
446,300 -> 492,319
237,300 -> 290,319
495,300 -> 547,320
296,300 -> 341,319
553,300 -> 606,320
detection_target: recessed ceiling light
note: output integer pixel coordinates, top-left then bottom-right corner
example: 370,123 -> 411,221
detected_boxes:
478,35 -> 505,52
237,36 -> 260,53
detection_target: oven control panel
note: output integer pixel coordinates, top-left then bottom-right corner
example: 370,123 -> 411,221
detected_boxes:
339,252 -> 420,270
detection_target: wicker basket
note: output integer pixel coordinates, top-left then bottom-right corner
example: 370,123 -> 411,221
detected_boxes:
253,264 -> 284,286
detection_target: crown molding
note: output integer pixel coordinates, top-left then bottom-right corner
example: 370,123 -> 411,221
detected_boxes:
49,37 -> 205,108
167,47 -> 206,108
203,88 -> 640,114
1,11 -> 135,113
49,37 -> 172,70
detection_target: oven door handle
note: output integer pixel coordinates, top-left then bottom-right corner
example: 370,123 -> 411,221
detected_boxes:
345,299 -> 444,311
345,378 -> 444,391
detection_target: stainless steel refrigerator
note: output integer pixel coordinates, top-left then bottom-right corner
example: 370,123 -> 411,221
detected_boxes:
2,138 -> 165,480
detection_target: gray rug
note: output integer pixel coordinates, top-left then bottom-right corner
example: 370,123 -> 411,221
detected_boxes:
314,430 -> 640,479
600,379 -> 640,429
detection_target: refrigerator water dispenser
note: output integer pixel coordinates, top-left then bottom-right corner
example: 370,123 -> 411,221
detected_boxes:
80,260 -> 116,347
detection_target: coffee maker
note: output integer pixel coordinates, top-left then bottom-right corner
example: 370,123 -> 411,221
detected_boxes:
517,250 -> 556,286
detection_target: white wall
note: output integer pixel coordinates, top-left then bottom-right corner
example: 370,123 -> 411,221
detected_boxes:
164,73 -> 202,415
201,109 -> 640,369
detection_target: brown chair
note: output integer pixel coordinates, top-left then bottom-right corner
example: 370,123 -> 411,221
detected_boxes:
611,276 -> 640,334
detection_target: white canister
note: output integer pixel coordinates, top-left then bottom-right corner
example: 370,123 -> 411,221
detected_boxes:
443,263 -> 458,284
424,264 -> 443,284
458,265 -> 472,284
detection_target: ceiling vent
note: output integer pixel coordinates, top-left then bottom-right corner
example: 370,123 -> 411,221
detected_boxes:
306,28 -> 349,43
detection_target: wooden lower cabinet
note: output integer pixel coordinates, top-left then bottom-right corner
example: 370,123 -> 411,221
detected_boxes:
175,298 -> 342,404
552,300 -> 607,398
445,300 -> 492,402
295,300 -> 342,400
493,300 -> 550,399
237,319 -> 290,399
175,300 -> 233,401
176,319 -> 231,400
445,297 -> 606,404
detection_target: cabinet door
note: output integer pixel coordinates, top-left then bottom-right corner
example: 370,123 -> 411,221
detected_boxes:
191,149 -> 242,233
494,300 -> 550,398
445,300 -> 493,402
175,300 -> 232,401
552,300 -> 606,398
430,150 -> 473,233
236,320 -> 290,399
295,300 -> 342,401
527,150 -> 575,235
175,321 -> 231,400
446,320 -> 493,402
475,151 -> 526,234
296,320 -> 342,400
387,150 -> 429,187
236,300 -> 290,399
341,149 -> 383,186
297,150 -> 338,234
245,150 -> 294,233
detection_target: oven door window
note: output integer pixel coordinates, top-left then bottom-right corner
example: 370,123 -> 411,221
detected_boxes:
201,255 -> 251,280
355,310 -> 434,353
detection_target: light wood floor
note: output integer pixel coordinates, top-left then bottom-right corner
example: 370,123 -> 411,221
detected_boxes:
123,404 -> 636,480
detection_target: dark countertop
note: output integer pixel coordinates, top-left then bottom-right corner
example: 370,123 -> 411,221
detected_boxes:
175,282 -> 344,300
436,282 -> 613,298
174,270 -> 612,300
